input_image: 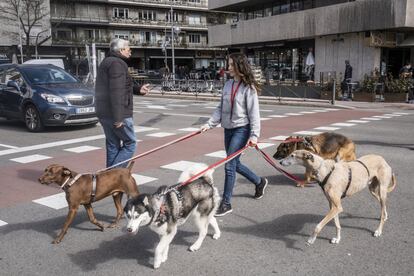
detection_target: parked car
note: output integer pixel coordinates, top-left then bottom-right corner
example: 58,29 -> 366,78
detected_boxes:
0,63 -> 98,132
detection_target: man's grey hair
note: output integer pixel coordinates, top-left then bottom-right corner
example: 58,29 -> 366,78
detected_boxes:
110,38 -> 129,52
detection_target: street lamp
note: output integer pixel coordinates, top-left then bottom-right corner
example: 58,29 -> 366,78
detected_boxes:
170,5 -> 181,82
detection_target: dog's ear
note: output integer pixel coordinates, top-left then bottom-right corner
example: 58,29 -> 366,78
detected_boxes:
62,167 -> 72,176
305,153 -> 314,162
143,196 -> 149,206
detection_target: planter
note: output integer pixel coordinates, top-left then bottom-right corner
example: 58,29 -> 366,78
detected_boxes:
352,91 -> 376,102
383,92 -> 407,102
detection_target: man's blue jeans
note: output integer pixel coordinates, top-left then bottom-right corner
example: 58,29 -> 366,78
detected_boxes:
99,117 -> 136,168
223,125 -> 261,204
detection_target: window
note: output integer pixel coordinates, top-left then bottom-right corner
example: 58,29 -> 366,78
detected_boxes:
280,1 -> 290,13
166,11 -> 178,22
188,14 -> 201,25
84,29 -> 100,40
113,7 -> 129,18
188,34 -> 201,44
188,0 -> 201,3
114,30 -> 130,40
139,10 -> 156,21
141,31 -> 156,43
4,69 -> 24,87
291,1 -> 303,12
54,29 -> 72,40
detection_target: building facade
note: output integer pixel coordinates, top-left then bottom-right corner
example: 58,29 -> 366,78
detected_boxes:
208,0 -> 414,83
48,0 -> 230,73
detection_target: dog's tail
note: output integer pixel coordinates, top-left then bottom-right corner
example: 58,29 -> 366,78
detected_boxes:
388,173 -> 397,193
126,161 -> 135,173
178,163 -> 214,185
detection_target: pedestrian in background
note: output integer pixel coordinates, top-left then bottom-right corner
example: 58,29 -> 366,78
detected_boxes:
201,53 -> 268,217
342,60 -> 353,100
95,38 -> 150,168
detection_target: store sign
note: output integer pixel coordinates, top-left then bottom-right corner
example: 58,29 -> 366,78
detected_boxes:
197,51 -> 213,58
369,31 -> 396,48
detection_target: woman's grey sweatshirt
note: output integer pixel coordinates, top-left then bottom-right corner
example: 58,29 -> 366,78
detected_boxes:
207,80 -> 261,140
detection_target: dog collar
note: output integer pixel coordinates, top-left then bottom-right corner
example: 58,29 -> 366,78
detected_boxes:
60,174 -> 82,189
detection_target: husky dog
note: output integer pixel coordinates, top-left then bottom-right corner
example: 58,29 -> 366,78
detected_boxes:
124,164 -> 221,269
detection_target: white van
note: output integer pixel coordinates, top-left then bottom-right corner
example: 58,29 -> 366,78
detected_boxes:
23,59 -> 65,69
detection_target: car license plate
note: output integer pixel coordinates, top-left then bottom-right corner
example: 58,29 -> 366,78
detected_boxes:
76,107 -> 95,114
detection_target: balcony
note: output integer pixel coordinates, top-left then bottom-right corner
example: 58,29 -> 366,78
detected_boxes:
51,16 -> 110,26
208,0 -> 414,47
52,38 -> 223,50
109,17 -> 208,31
108,0 -> 208,11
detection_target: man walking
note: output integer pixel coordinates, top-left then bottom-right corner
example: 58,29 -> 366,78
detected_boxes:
95,38 -> 150,168
342,60 -> 353,100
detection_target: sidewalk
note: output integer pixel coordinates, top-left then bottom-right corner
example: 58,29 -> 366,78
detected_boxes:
145,90 -> 414,111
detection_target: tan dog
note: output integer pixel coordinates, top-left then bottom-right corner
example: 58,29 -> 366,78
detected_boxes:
38,162 -> 139,244
273,132 -> 356,186
280,150 -> 396,245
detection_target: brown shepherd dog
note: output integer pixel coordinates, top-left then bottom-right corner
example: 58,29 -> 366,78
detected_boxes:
273,132 -> 356,187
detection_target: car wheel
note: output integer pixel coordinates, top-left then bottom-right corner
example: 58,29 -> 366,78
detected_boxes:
24,104 -> 44,132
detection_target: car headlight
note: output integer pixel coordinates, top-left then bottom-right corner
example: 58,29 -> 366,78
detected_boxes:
40,93 -> 65,103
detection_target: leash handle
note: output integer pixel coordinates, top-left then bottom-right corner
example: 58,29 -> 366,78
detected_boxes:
254,145 -> 305,185
97,130 -> 202,172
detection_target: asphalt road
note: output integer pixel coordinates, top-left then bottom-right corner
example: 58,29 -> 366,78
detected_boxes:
0,96 -> 413,275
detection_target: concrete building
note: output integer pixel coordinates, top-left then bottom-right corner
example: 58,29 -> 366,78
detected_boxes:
208,0 -> 414,83
48,0 -> 230,73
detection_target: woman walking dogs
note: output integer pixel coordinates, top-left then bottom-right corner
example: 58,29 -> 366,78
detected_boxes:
201,53 -> 268,217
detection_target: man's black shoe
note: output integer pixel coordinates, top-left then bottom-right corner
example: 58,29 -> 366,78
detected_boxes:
254,177 -> 268,199
215,202 -> 232,217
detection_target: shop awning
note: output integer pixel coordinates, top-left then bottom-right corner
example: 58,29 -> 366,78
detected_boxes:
398,34 -> 414,47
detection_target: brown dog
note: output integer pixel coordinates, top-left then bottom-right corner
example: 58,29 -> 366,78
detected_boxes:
273,132 -> 356,186
38,162 -> 139,244
280,150 -> 396,245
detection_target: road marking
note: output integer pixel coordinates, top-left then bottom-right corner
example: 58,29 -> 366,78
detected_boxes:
179,127 -> 200,132
10,154 -> 51,164
257,143 -> 274,149
132,174 -> 158,185
0,220 -> 8,227
372,115 -> 393,119
314,126 -> 340,131
268,115 -> 288,118
331,123 -> 356,127
0,143 -> 18,149
33,193 -> 67,210
393,112 -> 411,115
324,108 -> 341,111
205,150 -> 227,158
146,132 -> 176,138
64,145 -> 101,153
146,105 -> 168,110
0,127 -> 156,157
260,118 -> 271,121
294,131 -> 322,135
204,106 -> 217,109
269,135 -> 289,141
161,160 -> 205,171
347,120 -> 369,123
168,104 -> 187,107
260,109 -> 273,112
284,113 -> 303,116
163,112 -> 210,118
383,114 -> 402,117
361,117 -> 382,121
312,109 -> 330,112
300,111 -> 317,114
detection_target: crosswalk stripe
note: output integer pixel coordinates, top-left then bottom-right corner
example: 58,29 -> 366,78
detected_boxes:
257,143 -> 274,149
33,193 -> 67,210
361,117 -> 382,121
300,111 -> 317,114
331,123 -> 356,127
372,115 -> 393,119
146,105 -> 168,110
0,220 -> 8,227
284,113 -> 303,116
347,120 -> 369,123
179,127 -> 200,132
294,131 -> 322,135
269,135 -> 289,141
314,126 -> 340,131
268,115 -> 288,118
64,146 -> 101,153
146,132 -> 176,138
10,154 -> 51,164
393,112 -> 410,115
161,161 -> 205,171
383,114 -> 402,117
312,109 -> 330,112
205,151 -> 227,158
0,143 -> 18,149
260,118 -> 271,121
132,174 -> 158,185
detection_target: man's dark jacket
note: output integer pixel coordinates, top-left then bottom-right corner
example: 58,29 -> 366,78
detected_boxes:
95,51 -> 141,123
344,64 -> 353,80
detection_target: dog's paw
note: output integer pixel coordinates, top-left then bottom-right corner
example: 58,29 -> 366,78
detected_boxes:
307,237 -> 316,245
212,233 -> 221,240
373,229 -> 382,237
188,244 -> 201,252
107,222 -> 118,228
51,239 -> 60,244
330,237 -> 340,244
153,262 -> 161,269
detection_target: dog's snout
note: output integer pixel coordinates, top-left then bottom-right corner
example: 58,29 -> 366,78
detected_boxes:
127,227 -> 133,233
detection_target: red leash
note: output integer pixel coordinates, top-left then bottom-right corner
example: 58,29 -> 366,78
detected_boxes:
97,130 -> 202,172
254,145 -> 305,186
164,145 -> 250,193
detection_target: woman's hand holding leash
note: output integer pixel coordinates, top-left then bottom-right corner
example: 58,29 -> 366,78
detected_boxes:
247,137 -> 257,147
200,124 -> 211,132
